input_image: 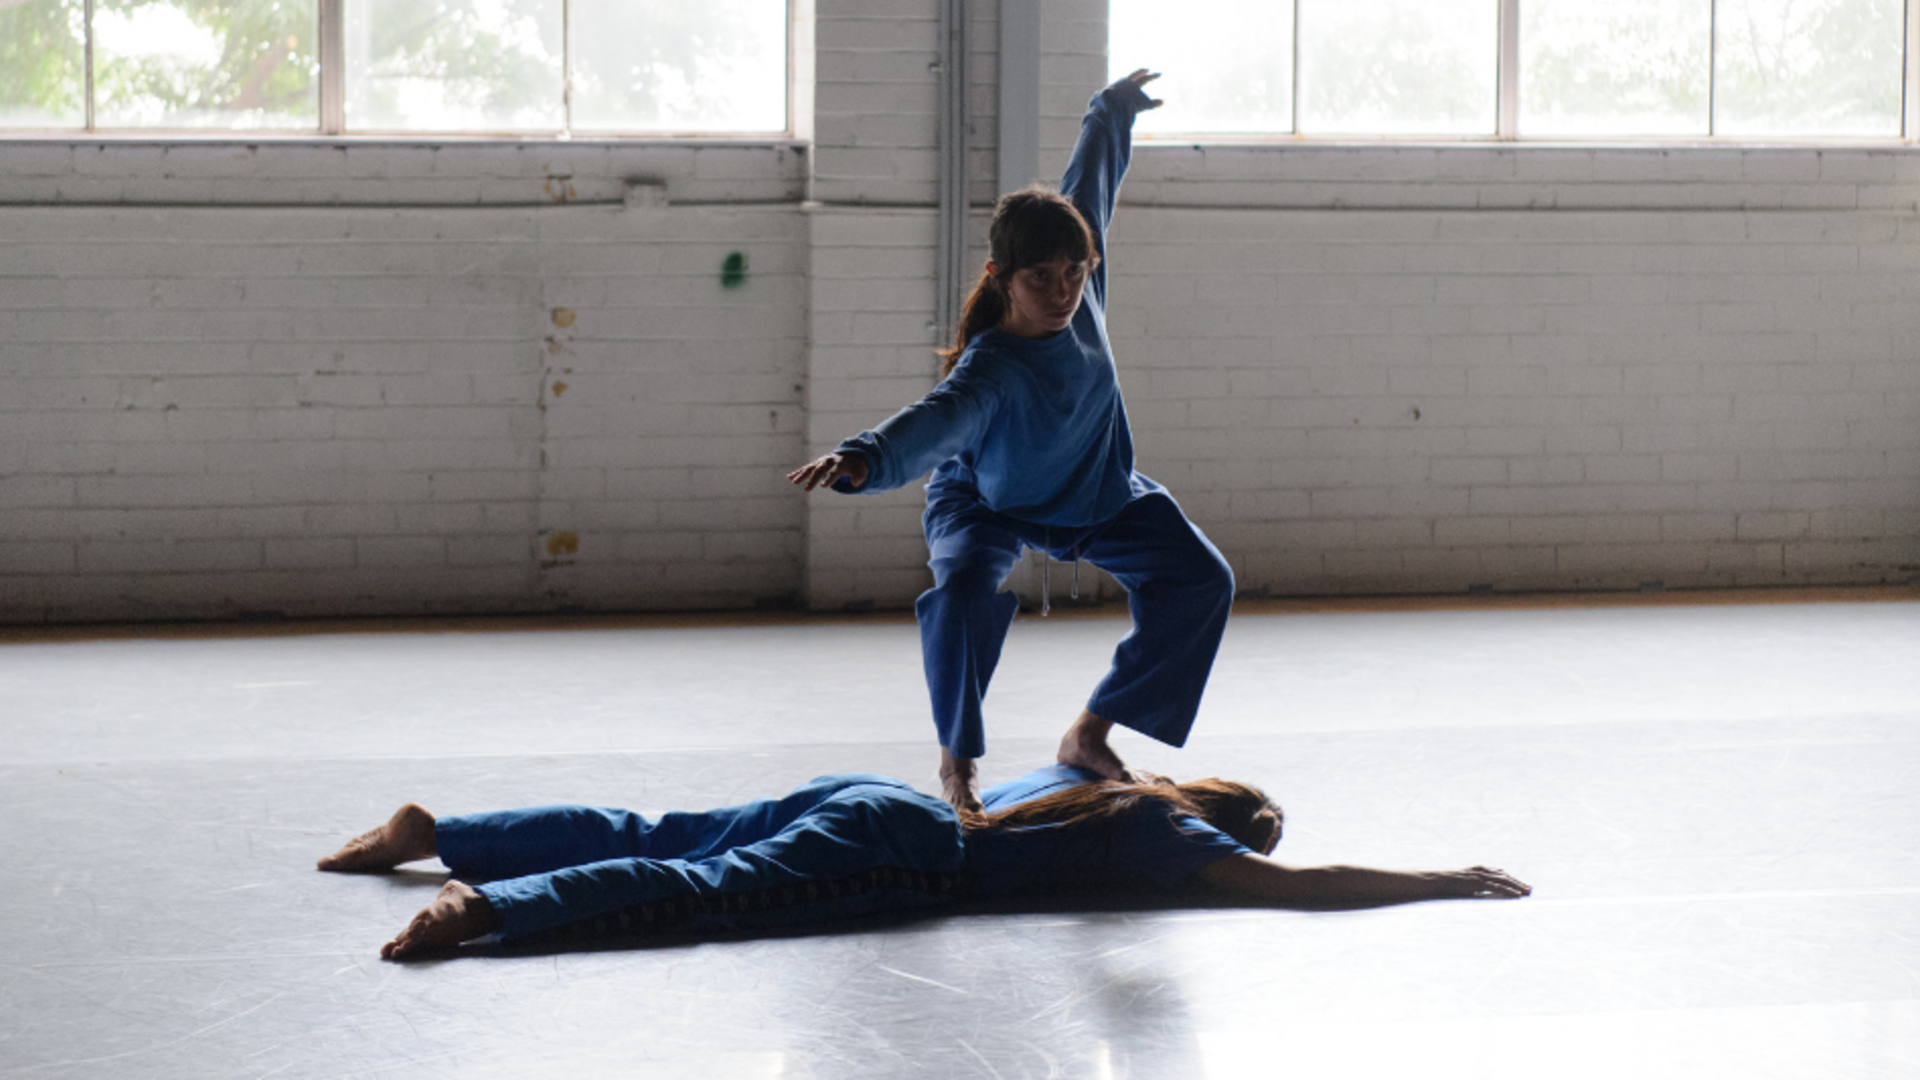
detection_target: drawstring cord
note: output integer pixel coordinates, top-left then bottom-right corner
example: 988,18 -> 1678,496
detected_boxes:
1039,527 -> 1082,618
1042,527 -> 1050,616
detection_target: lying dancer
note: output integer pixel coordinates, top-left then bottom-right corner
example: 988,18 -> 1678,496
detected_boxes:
788,70 -> 1234,813
319,766 -> 1530,960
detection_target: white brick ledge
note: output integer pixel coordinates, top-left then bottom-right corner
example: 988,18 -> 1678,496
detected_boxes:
1124,144 -> 1920,212
0,140 -> 809,207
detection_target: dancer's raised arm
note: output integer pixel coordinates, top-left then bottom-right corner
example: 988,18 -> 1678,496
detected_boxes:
1058,69 -> 1160,304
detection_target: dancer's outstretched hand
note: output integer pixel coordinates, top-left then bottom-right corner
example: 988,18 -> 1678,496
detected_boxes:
1115,68 -> 1163,110
1431,866 -> 1532,899
788,451 -> 869,492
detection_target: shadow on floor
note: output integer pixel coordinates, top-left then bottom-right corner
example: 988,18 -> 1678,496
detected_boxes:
444,886 -> 1402,962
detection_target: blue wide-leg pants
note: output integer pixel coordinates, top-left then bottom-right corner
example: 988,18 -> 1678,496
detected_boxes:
917,486 -> 1235,760
436,775 -> 967,941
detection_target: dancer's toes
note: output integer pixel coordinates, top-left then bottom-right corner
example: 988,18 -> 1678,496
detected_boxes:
319,803 -> 437,872
381,881 -> 498,960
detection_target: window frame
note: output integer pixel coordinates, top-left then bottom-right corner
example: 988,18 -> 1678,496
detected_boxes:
7,0 -> 797,141
1127,0 -> 1920,145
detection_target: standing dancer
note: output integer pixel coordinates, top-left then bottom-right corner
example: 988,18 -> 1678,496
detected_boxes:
790,71 -> 1234,812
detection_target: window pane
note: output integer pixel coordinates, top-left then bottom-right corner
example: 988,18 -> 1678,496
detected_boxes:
1297,0 -> 1495,135
0,0 -> 85,127
1521,0 -> 1709,136
93,0 -> 317,129
1110,0 -> 1292,135
570,0 -> 785,133
1714,0 -> 1903,137
345,0 -> 562,132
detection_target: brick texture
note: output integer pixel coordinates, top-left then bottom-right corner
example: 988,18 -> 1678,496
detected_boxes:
1,3 -> 1916,622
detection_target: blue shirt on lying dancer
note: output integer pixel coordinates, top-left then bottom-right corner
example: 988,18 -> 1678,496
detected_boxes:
832,80 -> 1160,528
966,764 -> 1251,897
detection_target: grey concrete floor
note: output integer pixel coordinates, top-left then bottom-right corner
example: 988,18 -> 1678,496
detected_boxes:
3,592 -> 1918,1078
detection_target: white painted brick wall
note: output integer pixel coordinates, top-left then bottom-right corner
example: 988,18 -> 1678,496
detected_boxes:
2,5 -> 1917,623
811,0 -> 940,207
801,206 -> 943,610
0,202 -> 806,621
1104,204 -> 1920,596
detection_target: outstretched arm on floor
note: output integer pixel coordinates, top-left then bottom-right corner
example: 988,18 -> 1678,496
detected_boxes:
1196,853 -> 1531,907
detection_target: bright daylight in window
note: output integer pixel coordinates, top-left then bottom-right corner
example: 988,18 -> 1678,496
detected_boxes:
0,0 -> 789,135
1113,0 -> 1911,139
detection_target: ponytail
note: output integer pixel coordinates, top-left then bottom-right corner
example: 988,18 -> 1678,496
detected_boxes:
938,269 -> 1010,378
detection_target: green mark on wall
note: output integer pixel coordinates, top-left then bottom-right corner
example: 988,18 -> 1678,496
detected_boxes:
720,251 -> 748,289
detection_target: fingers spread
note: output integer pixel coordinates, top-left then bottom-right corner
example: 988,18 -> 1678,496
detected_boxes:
793,462 -> 829,490
1472,868 -> 1532,897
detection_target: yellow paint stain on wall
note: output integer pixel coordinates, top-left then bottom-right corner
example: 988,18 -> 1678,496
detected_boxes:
551,308 -> 576,328
551,380 -> 569,397
545,532 -> 580,556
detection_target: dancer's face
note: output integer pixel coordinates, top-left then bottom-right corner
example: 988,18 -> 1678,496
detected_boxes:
991,255 -> 1090,338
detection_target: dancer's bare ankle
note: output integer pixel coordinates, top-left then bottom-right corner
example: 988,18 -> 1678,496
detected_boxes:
381,880 -> 499,960
1056,710 -> 1131,782
938,749 -> 983,815
318,802 -> 437,873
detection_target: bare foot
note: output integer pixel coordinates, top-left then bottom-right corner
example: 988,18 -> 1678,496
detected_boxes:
318,803 -> 437,872
1056,710 -> 1134,782
939,748 -> 983,815
381,880 -> 500,960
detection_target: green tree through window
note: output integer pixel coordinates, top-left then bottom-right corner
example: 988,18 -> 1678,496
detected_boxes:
92,0 -> 318,129
0,0 -> 86,126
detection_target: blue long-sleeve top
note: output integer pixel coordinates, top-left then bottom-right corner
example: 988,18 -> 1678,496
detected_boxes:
965,765 -> 1250,896
832,80 -> 1157,528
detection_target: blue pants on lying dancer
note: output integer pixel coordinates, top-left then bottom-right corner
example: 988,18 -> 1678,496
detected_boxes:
435,775 -> 966,942
917,484 -> 1235,760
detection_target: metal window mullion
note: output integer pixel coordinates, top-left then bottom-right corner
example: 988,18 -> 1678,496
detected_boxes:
562,0 -> 572,137
320,0 -> 343,134
789,0 -> 814,142
1290,0 -> 1300,134
1497,0 -> 1519,138
1906,0 -> 1919,140
1708,0 -> 1718,136
84,0 -> 94,131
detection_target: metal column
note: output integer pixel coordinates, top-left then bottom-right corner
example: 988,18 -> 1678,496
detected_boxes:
997,0 -> 1041,194
935,0 -> 970,345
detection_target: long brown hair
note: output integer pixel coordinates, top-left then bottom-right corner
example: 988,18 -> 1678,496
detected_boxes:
939,185 -> 1101,377
962,775 -> 1280,853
